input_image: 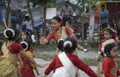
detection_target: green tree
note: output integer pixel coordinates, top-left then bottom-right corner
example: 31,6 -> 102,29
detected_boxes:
30,0 -> 55,7
80,0 -> 98,7
30,0 -> 44,7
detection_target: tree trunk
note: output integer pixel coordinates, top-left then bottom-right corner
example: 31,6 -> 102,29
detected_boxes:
6,0 -> 11,27
26,0 -> 35,30
43,0 -> 47,37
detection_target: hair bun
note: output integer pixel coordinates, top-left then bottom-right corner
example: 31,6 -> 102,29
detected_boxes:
4,28 -> 15,38
21,41 -> 28,50
64,40 -> 72,48
58,39 -> 64,43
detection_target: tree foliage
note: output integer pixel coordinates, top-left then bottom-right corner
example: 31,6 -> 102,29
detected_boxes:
30,0 -> 44,7
31,0 -> 99,8
30,0 -> 55,7
79,0 -> 98,7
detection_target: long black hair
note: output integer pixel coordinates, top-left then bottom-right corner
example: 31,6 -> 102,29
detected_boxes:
104,43 -> 116,56
104,28 -> 114,39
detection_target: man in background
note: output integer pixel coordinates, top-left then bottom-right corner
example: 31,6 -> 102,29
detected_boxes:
100,4 -> 109,30
60,0 -> 73,26
81,6 -> 90,40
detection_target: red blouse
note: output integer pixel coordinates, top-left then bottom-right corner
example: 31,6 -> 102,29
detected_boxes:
9,42 -> 23,54
46,26 -> 74,42
44,53 -> 97,77
20,51 -> 35,77
102,58 -> 120,77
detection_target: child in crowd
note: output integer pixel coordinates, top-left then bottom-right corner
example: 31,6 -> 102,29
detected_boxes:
42,37 -> 97,77
102,43 -> 120,77
97,28 -> 116,77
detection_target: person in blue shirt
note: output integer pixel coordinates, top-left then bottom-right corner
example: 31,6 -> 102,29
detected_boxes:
100,4 -> 109,30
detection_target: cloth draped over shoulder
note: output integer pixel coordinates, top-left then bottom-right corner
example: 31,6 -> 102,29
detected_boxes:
0,42 -> 19,77
53,52 -> 77,77
46,26 -> 73,42
60,26 -> 68,39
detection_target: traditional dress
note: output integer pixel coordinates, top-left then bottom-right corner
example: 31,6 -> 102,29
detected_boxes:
0,41 -> 23,77
20,50 -> 35,77
97,39 -> 115,77
98,39 -> 106,52
46,26 -> 74,53
102,58 -> 120,77
46,26 -> 74,42
44,52 -> 97,77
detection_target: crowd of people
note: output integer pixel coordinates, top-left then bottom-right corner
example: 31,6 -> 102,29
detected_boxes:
0,0 -> 120,77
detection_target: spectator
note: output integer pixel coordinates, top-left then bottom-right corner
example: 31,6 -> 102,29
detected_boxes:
81,6 -> 90,40
100,4 -> 109,30
60,0 -> 73,18
22,14 -> 33,33
60,0 -> 73,26
92,5 -> 100,30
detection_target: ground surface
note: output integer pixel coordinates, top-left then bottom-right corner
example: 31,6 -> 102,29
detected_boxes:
34,50 -> 98,77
